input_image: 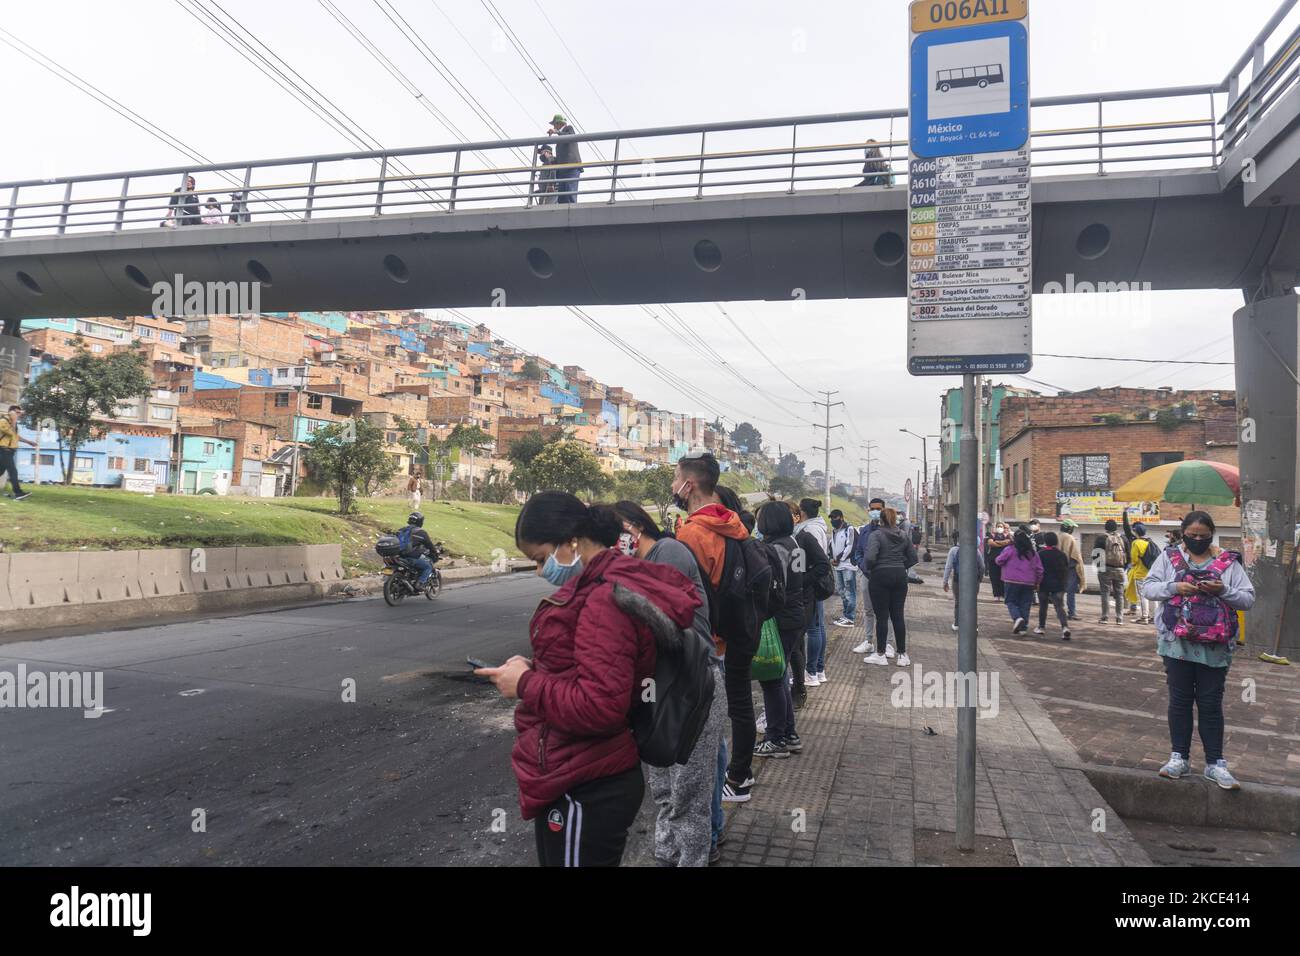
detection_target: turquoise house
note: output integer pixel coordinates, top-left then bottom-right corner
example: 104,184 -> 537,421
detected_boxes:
177,434 -> 235,494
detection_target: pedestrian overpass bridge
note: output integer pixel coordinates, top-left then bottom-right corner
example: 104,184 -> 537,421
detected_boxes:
4,2 -> 1300,331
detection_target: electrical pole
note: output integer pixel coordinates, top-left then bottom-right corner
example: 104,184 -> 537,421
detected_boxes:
956,373 -> 980,852
813,390 -> 844,506
860,441 -> 878,502
289,356 -> 310,497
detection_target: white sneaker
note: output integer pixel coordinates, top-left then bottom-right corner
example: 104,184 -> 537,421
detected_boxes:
1033,626 -> 1044,635
816,671 -> 827,683
896,653 -> 911,667
833,617 -> 853,628
852,639 -> 872,654
863,653 -> 889,666
804,672 -> 822,686
951,623 -> 959,631
755,709 -> 767,733
885,644 -> 897,659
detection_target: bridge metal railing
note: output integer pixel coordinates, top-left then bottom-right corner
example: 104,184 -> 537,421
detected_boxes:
0,80 -> 1224,240
5,0 -> 1300,241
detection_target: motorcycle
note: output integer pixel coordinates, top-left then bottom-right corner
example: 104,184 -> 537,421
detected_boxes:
375,534 -> 446,606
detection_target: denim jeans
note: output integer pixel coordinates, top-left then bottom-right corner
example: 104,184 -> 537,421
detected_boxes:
804,600 -> 826,675
1164,656 -> 1228,764
1066,569 -> 1080,618
408,554 -> 433,585
835,569 -> 857,620
1003,582 -> 1035,623
556,168 -> 581,202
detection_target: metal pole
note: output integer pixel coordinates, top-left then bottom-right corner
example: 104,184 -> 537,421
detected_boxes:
922,439 -> 929,547
956,372 -> 980,852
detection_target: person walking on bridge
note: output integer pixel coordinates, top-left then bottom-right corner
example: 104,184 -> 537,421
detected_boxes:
548,114 -> 583,203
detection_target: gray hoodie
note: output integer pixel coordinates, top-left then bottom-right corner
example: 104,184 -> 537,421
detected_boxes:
865,526 -> 919,572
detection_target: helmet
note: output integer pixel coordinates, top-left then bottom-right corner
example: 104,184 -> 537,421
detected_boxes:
408,512 -> 424,527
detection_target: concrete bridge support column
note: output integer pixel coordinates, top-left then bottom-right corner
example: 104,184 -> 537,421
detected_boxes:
1233,294 -> 1300,659
0,333 -> 29,406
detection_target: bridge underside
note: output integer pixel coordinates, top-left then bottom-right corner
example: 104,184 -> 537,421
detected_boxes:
2,169 -> 1296,332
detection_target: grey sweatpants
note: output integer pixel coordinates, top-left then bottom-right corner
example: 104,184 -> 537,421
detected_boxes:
646,663 -> 727,867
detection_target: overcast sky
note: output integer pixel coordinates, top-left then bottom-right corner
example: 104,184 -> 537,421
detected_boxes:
2,0 -> 1280,493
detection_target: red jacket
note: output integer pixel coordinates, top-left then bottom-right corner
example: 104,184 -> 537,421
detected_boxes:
512,547 -> 701,819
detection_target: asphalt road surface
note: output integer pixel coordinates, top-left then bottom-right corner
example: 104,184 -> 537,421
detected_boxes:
0,574 -> 565,866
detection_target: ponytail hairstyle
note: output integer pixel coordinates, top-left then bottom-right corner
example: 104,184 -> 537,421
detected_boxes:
799,497 -> 822,519
879,506 -> 898,528
1013,529 -> 1035,559
515,491 -> 623,548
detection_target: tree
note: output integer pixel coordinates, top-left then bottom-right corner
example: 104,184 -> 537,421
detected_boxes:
528,441 -> 608,498
506,430 -> 551,498
832,482 -> 849,499
21,337 -> 153,485
768,475 -> 806,499
612,471 -> 646,503
304,418 -> 397,514
776,452 -> 805,481
476,465 -> 516,504
521,358 -> 544,381
730,422 -> 763,455
641,464 -> 677,525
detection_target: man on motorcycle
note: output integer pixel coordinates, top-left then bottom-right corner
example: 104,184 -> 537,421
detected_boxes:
403,512 -> 437,588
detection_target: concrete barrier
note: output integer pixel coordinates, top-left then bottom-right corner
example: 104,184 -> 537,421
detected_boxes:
237,545 -> 307,587
78,550 -> 141,604
8,551 -> 78,608
1083,763 -> 1300,833
0,543 -> 346,636
303,544 -> 344,582
0,554 -> 12,612
190,547 -> 243,592
137,548 -> 191,597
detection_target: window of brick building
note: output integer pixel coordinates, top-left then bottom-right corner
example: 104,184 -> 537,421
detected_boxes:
1021,458 -> 1030,492
1012,463 -> 1019,491
1060,454 -> 1110,489
108,457 -> 125,470
307,394 -> 323,410
275,393 -> 290,407
1141,451 -> 1184,471
134,458 -> 149,472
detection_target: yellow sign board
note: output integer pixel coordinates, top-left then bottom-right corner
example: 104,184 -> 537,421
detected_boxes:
1055,492 -> 1160,524
911,0 -> 1027,32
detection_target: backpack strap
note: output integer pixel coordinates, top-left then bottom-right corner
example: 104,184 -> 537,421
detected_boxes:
1167,547 -> 1188,575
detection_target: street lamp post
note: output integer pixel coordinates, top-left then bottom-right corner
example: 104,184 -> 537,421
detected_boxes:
900,429 -> 938,545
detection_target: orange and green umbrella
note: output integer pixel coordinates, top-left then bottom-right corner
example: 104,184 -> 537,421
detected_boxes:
1114,460 -> 1240,508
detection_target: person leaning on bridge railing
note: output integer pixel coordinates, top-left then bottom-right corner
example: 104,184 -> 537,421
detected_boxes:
547,114 -> 583,204
164,175 -> 200,227
534,143 -> 558,205
856,139 -> 893,188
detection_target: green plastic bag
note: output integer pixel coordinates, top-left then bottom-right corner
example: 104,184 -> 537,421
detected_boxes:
750,617 -> 786,682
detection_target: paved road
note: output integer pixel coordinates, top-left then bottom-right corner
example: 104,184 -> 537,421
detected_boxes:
0,574 -> 556,866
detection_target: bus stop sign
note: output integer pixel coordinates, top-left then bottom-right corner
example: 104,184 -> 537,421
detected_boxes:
907,0 -> 1032,376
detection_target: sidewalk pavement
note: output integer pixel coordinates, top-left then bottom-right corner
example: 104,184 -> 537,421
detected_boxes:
980,587 -> 1300,789
717,566 -> 1153,866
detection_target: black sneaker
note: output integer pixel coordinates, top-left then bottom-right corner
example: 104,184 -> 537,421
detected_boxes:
781,733 -> 804,753
753,739 -> 789,759
792,694 -> 806,711
721,776 -> 754,803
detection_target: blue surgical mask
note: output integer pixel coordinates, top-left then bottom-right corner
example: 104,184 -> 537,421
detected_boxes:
541,547 -> 583,586
869,510 -> 882,521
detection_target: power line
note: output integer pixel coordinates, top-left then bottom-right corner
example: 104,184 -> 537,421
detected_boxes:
1035,351 -> 1233,365
715,303 -> 817,398
528,0 -> 623,132
428,0 -> 541,128
0,24 -> 293,219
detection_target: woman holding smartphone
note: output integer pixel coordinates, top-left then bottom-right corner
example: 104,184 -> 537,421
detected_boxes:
476,492 -> 700,866
1140,512 -> 1255,790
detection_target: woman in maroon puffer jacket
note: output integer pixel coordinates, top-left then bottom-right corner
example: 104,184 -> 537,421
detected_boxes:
477,492 -> 700,867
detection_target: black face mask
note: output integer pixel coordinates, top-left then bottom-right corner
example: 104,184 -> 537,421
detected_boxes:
832,519 -> 843,529
1184,535 -> 1212,555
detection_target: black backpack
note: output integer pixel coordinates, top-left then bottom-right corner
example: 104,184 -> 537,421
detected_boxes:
613,583 -> 717,768
1138,538 -> 1160,570
697,536 -> 773,657
800,531 -> 835,601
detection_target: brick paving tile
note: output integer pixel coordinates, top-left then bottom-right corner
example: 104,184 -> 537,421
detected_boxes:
714,568 -> 1152,866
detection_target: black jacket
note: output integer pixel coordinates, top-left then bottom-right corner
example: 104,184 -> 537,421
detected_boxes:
795,529 -> 831,627
552,125 -> 584,168
406,526 -> 437,558
1039,548 -> 1070,593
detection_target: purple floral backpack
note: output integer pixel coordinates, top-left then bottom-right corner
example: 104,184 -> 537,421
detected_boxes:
1161,549 -> 1240,644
